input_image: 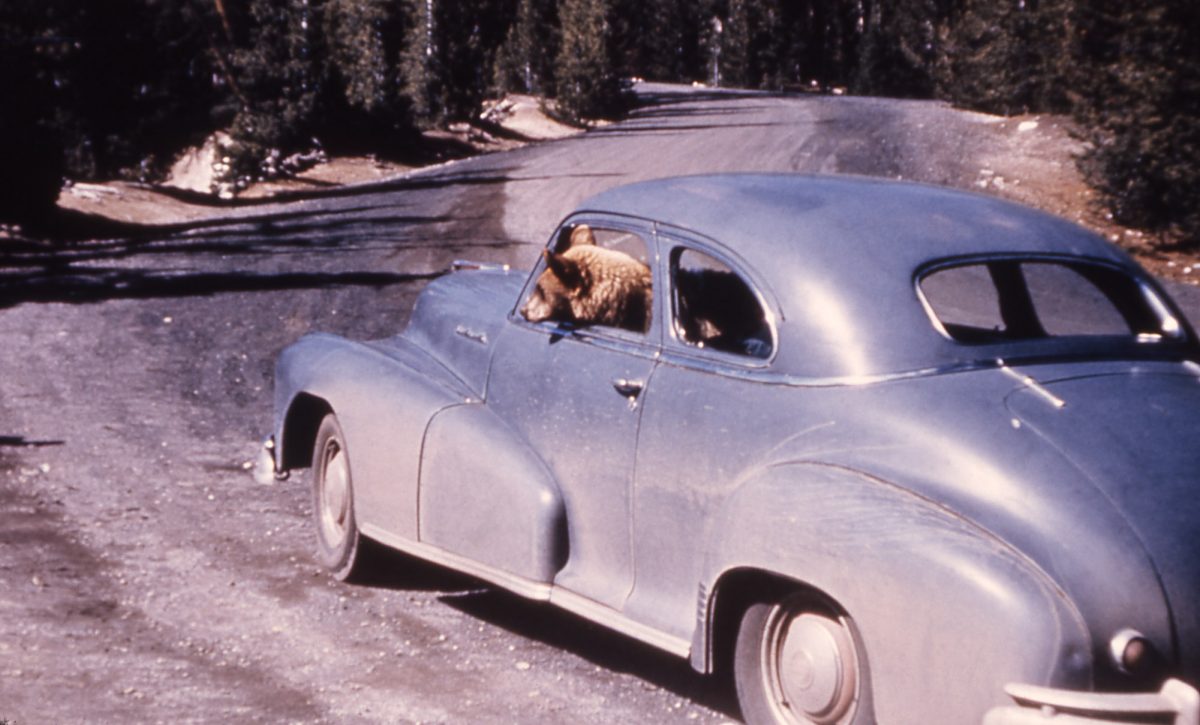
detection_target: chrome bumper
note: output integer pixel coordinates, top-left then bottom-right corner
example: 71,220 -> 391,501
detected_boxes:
984,678 -> 1199,725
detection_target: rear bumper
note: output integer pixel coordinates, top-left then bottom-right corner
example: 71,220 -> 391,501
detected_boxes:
984,678 -> 1199,724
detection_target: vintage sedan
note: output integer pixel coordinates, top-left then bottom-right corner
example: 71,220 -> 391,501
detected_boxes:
262,174 -> 1200,724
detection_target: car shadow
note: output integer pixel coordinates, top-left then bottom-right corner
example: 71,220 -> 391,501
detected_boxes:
353,544 -> 740,720
349,538 -> 485,592
440,587 -> 741,718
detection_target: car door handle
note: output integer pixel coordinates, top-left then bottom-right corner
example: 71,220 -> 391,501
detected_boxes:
611,378 -> 644,398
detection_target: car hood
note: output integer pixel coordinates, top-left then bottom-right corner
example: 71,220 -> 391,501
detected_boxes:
1005,364 -> 1200,682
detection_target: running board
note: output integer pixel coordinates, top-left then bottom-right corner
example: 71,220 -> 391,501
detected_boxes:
360,524 -> 692,659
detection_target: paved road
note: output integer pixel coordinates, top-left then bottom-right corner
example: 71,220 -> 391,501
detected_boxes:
2,83 -> 1197,724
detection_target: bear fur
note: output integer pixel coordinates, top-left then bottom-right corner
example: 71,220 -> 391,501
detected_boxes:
520,225 -> 653,332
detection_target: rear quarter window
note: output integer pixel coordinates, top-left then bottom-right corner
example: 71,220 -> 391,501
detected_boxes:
671,247 -> 773,359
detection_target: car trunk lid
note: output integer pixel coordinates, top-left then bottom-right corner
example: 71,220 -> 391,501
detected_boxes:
1005,364 -> 1200,682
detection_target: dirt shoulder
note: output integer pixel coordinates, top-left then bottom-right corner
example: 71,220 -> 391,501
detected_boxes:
50,94 -> 579,227
964,110 -> 1199,283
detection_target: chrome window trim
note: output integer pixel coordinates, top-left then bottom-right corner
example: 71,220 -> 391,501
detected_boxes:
510,317 -> 663,363
655,353 -> 1199,389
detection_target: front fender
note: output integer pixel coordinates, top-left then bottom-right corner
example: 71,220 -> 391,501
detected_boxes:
699,462 -> 1090,724
273,333 -> 473,541
419,403 -> 567,584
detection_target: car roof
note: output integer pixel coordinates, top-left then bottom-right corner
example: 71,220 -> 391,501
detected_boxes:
574,174 -> 1156,380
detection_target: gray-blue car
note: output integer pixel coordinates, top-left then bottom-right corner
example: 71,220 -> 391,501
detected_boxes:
263,174 -> 1200,724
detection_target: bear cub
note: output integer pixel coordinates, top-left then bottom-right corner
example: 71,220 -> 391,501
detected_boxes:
520,225 -> 653,333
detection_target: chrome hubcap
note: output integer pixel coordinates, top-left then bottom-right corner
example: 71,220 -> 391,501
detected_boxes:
318,440 -> 350,547
766,609 -> 858,724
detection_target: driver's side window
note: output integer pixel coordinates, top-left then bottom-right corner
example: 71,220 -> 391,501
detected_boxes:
519,224 -> 654,334
672,247 -> 772,359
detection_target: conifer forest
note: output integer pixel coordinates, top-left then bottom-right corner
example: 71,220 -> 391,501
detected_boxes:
1,0 -> 1197,245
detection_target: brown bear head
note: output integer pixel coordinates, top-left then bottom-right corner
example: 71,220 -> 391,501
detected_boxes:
519,224 -> 652,331
520,224 -> 596,323
520,248 -> 589,323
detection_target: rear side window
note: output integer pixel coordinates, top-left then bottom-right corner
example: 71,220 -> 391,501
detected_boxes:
671,248 -> 773,359
919,259 -> 1181,343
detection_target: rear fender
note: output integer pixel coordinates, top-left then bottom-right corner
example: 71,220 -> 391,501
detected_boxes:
419,404 -> 567,583
696,462 -> 1090,723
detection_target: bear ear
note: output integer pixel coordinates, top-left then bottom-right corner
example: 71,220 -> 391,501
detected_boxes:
568,224 -> 596,247
543,249 -> 585,289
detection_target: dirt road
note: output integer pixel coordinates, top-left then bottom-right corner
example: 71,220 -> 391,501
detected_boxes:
3,84 -> 1197,724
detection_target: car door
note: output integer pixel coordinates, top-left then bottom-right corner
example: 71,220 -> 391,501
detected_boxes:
485,217 -> 660,610
621,236 -> 780,640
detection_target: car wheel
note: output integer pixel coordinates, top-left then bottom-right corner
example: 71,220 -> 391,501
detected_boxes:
312,413 -> 366,581
734,593 -> 863,725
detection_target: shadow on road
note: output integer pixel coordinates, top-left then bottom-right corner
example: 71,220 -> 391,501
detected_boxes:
0,436 -> 65,448
350,544 -> 740,720
0,167 -> 532,309
0,267 -> 445,307
439,588 -> 741,719
633,85 -> 796,107
587,120 -> 788,139
120,166 -> 522,212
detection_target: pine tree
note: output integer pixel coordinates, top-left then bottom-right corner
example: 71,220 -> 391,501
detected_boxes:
402,0 -> 514,124
798,0 -> 864,90
400,0 -> 439,122
854,0 -> 941,97
324,0 -> 392,115
444,0 -> 513,117
319,0 -> 414,151
934,0 -> 1072,115
494,0 -> 559,94
0,0 -> 65,223
655,0 -> 706,83
555,0 -> 624,120
224,0 -> 323,186
715,0 -> 782,88
713,0 -> 863,92
721,0 -> 832,91
608,0 -> 703,83
1,0 -> 231,218
36,0 -> 221,180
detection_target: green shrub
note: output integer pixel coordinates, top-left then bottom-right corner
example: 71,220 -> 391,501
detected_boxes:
1072,0 -> 1200,247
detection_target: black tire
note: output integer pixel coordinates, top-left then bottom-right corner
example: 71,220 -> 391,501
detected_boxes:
311,413 -> 368,582
734,593 -> 865,725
